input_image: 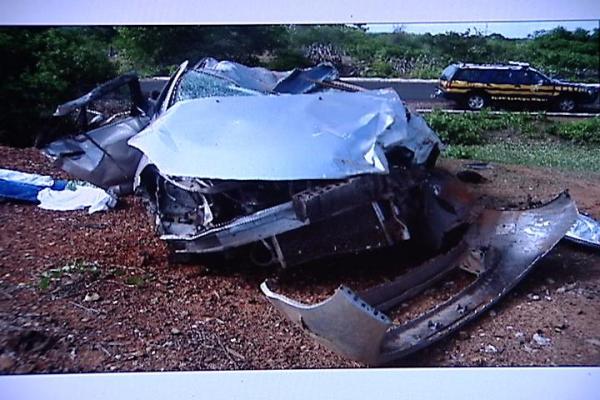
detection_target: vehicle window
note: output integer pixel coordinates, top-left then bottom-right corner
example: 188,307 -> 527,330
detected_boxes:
490,70 -> 514,84
87,85 -> 134,117
173,70 -> 261,103
457,69 -> 486,82
479,70 -> 499,83
440,65 -> 458,81
529,71 -> 547,85
512,70 -> 541,85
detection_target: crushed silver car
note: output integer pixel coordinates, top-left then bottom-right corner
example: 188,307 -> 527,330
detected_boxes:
40,58 -> 591,365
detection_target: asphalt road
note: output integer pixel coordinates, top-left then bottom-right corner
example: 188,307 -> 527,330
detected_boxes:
340,78 -> 438,101
140,77 -> 439,101
140,77 -> 599,111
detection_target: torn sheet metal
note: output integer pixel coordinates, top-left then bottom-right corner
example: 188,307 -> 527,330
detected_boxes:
165,201 -> 309,253
196,58 -> 339,94
129,89 -> 441,181
44,116 -> 149,194
262,192 -> 577,365
53,73 -> 149,117
565,213 -> 600,250
261,282 -> 392,363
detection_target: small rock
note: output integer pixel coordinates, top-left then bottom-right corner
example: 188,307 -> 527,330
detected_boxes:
489,310 -> 497,317
170,328 -> 181,335
514,332 -> 525,339
533,332 -> 551,346
546,278 -> 556,285
484,344 -> 498,354
83,293 -> 100,302
556,286 -> 566,294
553,323 -> 568,333
545,296 -> 552,302
528,294 -> 541,301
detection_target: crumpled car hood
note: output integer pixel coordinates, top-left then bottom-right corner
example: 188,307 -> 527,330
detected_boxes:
128,89 -> 441,181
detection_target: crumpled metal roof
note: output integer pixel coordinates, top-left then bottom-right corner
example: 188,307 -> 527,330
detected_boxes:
197,58 -> 339,94
128,89 -> 441,181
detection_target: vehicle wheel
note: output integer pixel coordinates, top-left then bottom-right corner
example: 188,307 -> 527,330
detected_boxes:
466,93 -> 487,111
557,97 -> 576,113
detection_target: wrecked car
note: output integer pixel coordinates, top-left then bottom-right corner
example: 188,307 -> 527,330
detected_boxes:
40,58 -> 599,365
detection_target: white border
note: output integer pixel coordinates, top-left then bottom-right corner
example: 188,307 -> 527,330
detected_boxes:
1,367 -> 599,400
0,2 -> 599,399
1,0 -> 599,25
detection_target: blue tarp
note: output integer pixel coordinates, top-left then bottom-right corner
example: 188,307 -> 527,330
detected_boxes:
0,168 -> 68,203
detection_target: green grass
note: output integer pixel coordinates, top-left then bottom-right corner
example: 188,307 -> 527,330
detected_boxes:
427,111 -> 600,175
37,260 -> 100,291
445,142 -> 600,174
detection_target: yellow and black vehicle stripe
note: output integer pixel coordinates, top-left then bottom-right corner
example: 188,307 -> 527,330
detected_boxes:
440,79 -> 589,102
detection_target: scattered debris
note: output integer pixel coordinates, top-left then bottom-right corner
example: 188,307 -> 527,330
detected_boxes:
564,213 -> 600,250
170,328 -> 181,336
83,293 -> 100,302
484,344 -> 498,354
464,162 -> 493,170
532,332 -> 551,346
0,168 -> 116,213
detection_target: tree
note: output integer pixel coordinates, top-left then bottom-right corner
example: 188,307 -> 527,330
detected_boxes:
0,27 -> 116,146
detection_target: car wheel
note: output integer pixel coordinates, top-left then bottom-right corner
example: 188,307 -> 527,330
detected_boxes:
557,97 -> 576,113
466,93 -> 487,111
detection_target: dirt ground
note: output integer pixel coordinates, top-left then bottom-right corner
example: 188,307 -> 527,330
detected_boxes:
0,145 -> 599,373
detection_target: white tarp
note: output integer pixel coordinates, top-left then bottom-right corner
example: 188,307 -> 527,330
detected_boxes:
0,168 -> 55,187
37,185 -> 117,214
129,89 -> 441,181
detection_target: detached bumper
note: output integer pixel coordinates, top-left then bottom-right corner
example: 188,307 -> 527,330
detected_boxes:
262,192 -> 577,365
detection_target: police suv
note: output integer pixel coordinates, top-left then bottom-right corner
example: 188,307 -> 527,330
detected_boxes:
435,62 -> 599,112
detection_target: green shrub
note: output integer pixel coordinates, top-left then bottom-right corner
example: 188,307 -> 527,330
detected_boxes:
0,28 -> 116,147
424,110 -> 499,145
548,117 -> 600,144
426,111 -> 553,145
264,49 -> 312,71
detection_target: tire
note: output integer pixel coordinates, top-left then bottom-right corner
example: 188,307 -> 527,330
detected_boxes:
556,97 -> 577,113
465,92 -> 487,111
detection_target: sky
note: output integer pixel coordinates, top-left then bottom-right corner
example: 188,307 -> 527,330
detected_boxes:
366,20 -> 599,38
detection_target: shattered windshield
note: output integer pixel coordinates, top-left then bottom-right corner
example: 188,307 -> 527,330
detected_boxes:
173,70 -> 262,103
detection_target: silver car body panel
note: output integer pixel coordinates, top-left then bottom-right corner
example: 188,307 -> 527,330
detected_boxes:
565,213 -> 600,249
262,193 -> 578,365
129,89 -> 441,181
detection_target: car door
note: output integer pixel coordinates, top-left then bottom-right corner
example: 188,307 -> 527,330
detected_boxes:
41,74 -> 152,194
525,71 -> 556,105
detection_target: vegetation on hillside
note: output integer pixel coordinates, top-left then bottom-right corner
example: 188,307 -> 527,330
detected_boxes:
0,25 -> 598,146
